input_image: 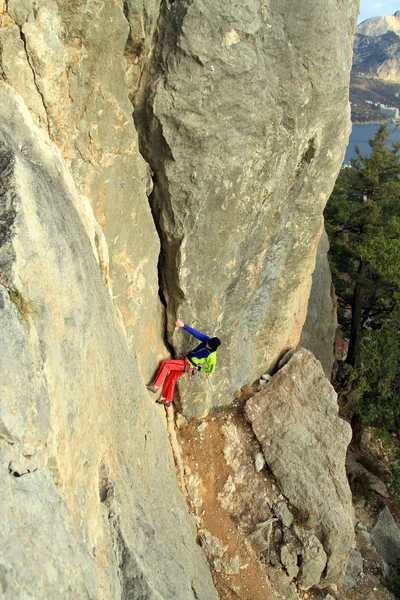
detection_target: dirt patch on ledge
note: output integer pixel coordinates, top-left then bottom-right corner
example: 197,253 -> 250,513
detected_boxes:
177,404 -> 396,600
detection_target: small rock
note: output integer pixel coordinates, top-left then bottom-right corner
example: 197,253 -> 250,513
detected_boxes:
346,549 -> 363,575
184,466 -> 192,476
199,530 -> 227,558
297,534 -> 327,590
254,452 -> 266,472
356,521 -> 366,531
175,413 -> 188,429
369,476 -> 389,498
197,422 -> 208,433
273,502 -> 294,528
324,595 -> 335,600
259,379 -> 267,386
360,530 -> 372,546
371,505 -> 400,565
186,473 -> 203,508
261,373 -> 272,381
269,550 -> 280,566
281,544 -> 299,579
273,570 -> 298,600
274,528 -> 283,544
356,497 -> 367,509
221,475 -> 236,496
359,427 -> 372,452
249,518 -> 275,555
224,555 -> 240,575
326,584 -> 338,593
277,348 -> 295,370
343,574 -> 357,589
212,558 -> 221,572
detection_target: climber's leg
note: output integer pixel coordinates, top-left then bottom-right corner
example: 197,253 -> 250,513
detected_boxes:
151,359 -> 186,389
162,368 -> 186,403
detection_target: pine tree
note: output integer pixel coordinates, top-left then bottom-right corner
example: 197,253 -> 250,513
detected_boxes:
325,125 -> 400,435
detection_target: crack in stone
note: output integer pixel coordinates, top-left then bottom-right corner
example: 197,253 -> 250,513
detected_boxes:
0,434 -> 14,445
121,1 -> 180,350
16,25 -> 51,138
8,461 -> 38,477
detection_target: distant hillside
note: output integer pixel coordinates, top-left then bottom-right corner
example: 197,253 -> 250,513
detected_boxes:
351,11 -> 400,122
357,11 -> 400,36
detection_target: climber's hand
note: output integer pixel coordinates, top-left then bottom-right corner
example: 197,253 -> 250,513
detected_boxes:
175,319 -> 184,328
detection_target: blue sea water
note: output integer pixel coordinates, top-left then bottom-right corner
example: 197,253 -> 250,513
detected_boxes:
344,123 -> 400,164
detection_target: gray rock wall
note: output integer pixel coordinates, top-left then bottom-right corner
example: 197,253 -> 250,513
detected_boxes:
0,83 -> 217,600
300,229 -> 338,378
1,0 -> 167,381
133,0 -> 358,416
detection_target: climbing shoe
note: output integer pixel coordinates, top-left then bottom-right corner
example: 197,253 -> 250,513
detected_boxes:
146,384 -> 158,393
156,399 -> 172,407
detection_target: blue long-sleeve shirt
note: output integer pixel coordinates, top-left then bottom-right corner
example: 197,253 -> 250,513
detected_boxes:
184,324 -> 217,374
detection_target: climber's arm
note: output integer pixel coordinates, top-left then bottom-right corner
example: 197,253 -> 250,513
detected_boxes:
183,324 -> 210,342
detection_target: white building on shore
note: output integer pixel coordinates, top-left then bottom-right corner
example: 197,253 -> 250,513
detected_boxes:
379,105 -> 399,119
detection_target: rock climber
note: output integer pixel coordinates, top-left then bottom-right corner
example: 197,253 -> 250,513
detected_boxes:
146,319 -> 221,406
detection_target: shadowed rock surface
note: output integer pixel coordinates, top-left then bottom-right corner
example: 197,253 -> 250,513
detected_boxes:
371,505 -> 400,566
300,229 -> 338,378
245,349 -> 355,588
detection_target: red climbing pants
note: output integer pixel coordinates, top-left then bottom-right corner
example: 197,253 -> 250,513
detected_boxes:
153,359 -> 189,403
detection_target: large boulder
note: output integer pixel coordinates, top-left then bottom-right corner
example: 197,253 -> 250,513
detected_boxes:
0,82 -> 217,600
371,505 -> 400,566
244,348 -> 354,588
133,0 -> 359,416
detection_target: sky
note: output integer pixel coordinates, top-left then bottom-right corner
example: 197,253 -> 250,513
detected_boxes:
358,0 -> 400,23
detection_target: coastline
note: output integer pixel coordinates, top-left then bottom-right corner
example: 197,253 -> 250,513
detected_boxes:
344,121 -> 400,164
352,119 -> 399,125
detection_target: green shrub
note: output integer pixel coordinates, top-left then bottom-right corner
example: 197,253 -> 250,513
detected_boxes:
390,450 -> 400,498
388,556 -> 400,597
357,455 -> 388,482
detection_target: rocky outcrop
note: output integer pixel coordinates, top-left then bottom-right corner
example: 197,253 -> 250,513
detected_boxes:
357,11 -> 400,37
0,83 -> 217,599
133,0 -> 358,416
353,31 -> 400,83
353,12 -> 400,83
244,349 -> 354,588
300,229 -> 338,378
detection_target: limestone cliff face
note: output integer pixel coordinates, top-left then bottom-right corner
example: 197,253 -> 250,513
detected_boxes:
1,0 -> 166,381
0,0 -> 358,597
0,83 -> 217,599
132,0 -> 358,416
